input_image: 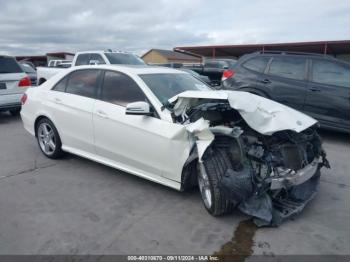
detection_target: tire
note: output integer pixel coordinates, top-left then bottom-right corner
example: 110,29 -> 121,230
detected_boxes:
9,108 -> 21,116
197,138 -> 238,216
36,118 -> 64,159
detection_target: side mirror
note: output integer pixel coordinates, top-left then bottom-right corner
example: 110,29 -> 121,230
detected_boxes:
125,101 -> 152,116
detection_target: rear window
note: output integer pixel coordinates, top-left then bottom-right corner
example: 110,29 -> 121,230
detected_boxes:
105,53 -> 145,65
66,69 -> 101,98
0,57 -> 23,73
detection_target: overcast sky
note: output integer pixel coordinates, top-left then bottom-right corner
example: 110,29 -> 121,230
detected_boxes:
1,0 -> 350,56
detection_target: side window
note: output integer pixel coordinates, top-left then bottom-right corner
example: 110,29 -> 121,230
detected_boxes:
268,56 -> 306,80
312,60 -> 350,88
75,54 -> 91,66
243,56 -> 270,73
66,70 -> 100,98
90,54 -> 106,65
101,71 -> 147,106
52,76 -> 68,92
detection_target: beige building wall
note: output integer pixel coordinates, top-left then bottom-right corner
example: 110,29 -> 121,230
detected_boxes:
142,51 -> 168,64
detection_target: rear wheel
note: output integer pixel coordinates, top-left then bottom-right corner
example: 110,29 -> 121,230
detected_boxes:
36,118 -> 64,159
9,108 -> 21,116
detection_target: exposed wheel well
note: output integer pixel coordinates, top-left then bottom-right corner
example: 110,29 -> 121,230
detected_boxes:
181,132 -> 244,192
181,159 -> 198,191
34,116 -> 49,137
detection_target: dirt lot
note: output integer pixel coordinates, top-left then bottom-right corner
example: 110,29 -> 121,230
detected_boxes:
0,112 -> 349,256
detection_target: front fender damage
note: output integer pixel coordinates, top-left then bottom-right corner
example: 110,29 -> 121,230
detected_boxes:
185,118 -> 329,227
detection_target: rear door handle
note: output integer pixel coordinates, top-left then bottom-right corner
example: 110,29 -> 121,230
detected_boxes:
309,87 -> 321,92
96,110 -> 108,119
54,97 -> 62,104
260,79 -> 271,84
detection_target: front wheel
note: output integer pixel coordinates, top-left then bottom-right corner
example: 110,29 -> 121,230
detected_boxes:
36,118 -> 64,159
197,147 -> 235,216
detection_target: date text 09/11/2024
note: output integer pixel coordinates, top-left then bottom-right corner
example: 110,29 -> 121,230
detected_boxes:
127,255 -> 219,261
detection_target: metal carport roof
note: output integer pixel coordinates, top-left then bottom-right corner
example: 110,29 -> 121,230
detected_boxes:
175,40 -> 350,58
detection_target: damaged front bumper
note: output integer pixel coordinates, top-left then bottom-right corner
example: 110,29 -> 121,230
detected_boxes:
270,158 -> 321,190
239,168 -> 321,227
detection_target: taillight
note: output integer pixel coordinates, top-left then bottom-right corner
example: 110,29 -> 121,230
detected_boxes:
222,69 -> 235,81
18,76 -> 31,87
21,93 -> 27,105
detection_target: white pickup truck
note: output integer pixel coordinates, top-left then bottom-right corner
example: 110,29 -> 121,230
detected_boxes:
36,50 -> 145,85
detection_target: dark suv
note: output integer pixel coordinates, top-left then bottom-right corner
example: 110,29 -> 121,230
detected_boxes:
222,51 -> 350,132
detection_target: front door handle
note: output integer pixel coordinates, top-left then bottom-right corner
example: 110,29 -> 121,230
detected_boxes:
96,110 -> 108,119
309,87 -> 321,92
260,79 -> 271,84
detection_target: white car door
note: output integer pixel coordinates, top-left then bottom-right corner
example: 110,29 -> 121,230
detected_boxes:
45,69 -> 101,154
93,70 -> 191,185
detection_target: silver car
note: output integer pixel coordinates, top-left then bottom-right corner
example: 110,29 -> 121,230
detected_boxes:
0,55 -> 31,115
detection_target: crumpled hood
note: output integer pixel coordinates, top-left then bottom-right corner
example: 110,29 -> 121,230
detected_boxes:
168,90 -> 318,135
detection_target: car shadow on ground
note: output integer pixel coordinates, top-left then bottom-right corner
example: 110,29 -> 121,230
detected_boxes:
319,129 -> 350,144
0,112 -> 21,124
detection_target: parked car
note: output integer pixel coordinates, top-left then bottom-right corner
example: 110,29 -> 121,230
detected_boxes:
222,51 -> 350,133
179,68 -> 212,85
0,55 -> 31,115
185,58 -> 237,86
19,61 -> 37,86
48,60 -> 72,68
150,63 -> 212,86
37,50 -> 145,85
21,65 -> 329,226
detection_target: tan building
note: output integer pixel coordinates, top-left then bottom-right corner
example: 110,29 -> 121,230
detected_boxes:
142,49 -> 201,65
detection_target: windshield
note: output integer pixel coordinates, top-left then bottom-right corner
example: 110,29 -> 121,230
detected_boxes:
179,68 -> 201,77
139,73 -> 211,105
105,53 -> 145,65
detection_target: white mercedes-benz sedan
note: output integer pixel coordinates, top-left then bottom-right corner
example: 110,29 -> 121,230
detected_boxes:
21,65 -> 329,226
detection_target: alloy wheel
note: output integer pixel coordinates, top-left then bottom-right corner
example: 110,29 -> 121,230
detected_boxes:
38,122 -> 56,155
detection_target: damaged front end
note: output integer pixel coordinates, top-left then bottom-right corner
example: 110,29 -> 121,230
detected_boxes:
169,91 -> 330,226
219,127 -> 329,227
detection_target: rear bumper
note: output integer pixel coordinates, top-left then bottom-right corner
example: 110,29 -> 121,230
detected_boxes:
20,110 -> 35,136
0,93 -> 23,110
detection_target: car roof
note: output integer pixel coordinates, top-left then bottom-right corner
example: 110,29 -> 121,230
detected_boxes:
0,55 -> 15,58
76,50 -> 133,55
249,50 -> 335,59
68,64 -> 188,75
